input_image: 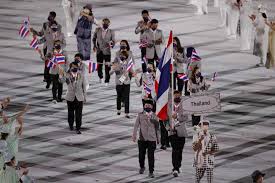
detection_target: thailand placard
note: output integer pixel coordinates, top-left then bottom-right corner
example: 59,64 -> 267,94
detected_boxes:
182,93 -> 221,115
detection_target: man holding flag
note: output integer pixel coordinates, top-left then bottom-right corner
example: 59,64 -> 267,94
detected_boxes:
155,30 -> 173,150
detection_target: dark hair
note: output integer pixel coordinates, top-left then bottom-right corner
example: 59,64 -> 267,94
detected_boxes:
74,53 -> 84,60
190,66 -> 202,84
173,37 -> 184,53
142,10 -> 149,15
49,11 -> 56,18
120,40 -> 130,51
1,133 -> 9,140
174,90 -> 181,95
103,18 -> 110,23
150,19 -> 158,24
262,13 -> 267,19
186,47 -> 195,58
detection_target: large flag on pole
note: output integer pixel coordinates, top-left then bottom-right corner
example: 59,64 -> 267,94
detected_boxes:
155,31 -> 173,120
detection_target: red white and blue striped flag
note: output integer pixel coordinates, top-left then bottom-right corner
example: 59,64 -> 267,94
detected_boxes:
54,54 -> 66,65
191,49 -> 201,62
126,58 -> 134,71
29,37 -> 38,50
19,17 -> 30,38
143,82 -> 151,95
178,73 -> 189,81
88,62 -> 98,73
155,30 -> 173,120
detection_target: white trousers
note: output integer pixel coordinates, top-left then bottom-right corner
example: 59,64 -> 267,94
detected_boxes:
240,13 -> 252,50
63,4 -> 74,35
229,8 -> 240,37
196,0 -> 209,14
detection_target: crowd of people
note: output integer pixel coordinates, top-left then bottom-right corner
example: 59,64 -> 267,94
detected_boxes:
1,0 -> 273,182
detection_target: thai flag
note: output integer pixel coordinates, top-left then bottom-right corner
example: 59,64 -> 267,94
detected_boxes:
191,49 -> 201,62
19,17 -> 30,38
126,58 -> 134,71
143,82 -> 151,94
155,30 -> 173,120
47,57 -> 57,68
88,62 -> 98,73
29,37 -> 38,50
178,73 -> 189,81
54,54 -> 66,65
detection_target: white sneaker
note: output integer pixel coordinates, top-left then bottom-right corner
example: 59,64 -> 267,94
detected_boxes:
256,63 -> 264,67
67,33 -> 72,37
52,100 -> 57,104
105,83 -> 109,86
173,170 -> 179,177
228,34 -> 237,40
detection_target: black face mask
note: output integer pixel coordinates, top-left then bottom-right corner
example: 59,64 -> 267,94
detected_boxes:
48,16 -> 54,22
144,107 -> 152,113
103,24 -> 109,29
71,68 -> 78,73
120,56 -> 126,61
74,59 -> 80,64
174,97 -> 181,104
196,72 -> 201,77
151,27 -> 156,31
147,68 -> 152,73
54,44 -> 61,50
143,17 -> 149,22
51,28 -> 58,32
120,45 -> 127,50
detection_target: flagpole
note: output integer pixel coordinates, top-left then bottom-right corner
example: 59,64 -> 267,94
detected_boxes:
170,30 -> 174,129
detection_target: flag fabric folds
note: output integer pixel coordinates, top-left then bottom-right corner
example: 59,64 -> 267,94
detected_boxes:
19,17 -> 30,38
177,73 -> 189,81
191,49 -> 201,62
155,30 -> 173,121
88,62 -> 98,73
29,37 -> 38,50
126,58 -> 134,71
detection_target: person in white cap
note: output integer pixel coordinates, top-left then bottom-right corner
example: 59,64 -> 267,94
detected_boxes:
62,0 -> 77,37
192,120 -> 219,183
250,5 -> 270,67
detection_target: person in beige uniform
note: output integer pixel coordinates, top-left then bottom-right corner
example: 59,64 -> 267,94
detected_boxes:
132,99 -> 160,178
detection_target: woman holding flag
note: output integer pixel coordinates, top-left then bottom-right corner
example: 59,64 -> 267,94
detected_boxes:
110,50 -> 135,118
173,37 -> 187,94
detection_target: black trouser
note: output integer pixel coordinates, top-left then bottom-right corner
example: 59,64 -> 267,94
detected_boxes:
97,51 -> 111,83
43,47 -> 51,86
51,74 -> 63,100
116,84 -> 130,114
67,97 -> 83,130
170,135 -> 186,171
173,72 -> 184,93
192,115 -> 201,126
141,47 -> 147,73
138,140 -> 156,173
184,80 -> 190,96
160,120 -> 170,147
147,50 -> 159,69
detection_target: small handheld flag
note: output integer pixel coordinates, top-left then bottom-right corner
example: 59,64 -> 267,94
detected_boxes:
29,37 -> 38,50
191,49 -> 201,62
19,17 -> 30,38
126,58 -> 134,71
143,82 -> 151,95
88,62 -> 98,73
177,73 -> 189,81
54,54 -> 66,65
